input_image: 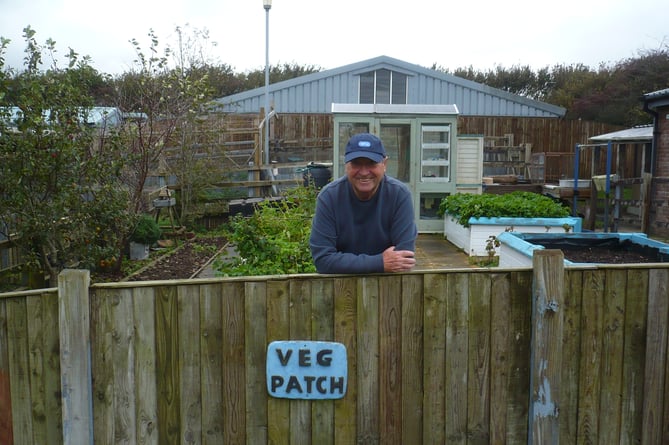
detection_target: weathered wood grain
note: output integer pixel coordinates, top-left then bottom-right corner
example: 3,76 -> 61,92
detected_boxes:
178,284 -> 202,444
58,269 -> 93,445
577,269 -> 605,444
620,268 -> 648,445
489,272 -> 511,444
467,272 -> 492,444
266,279 -> 290,445
244,281 -> 267,445
1,265 -> 669,444
357,276 -> 379,445
444,272 -> 468,444
311,278 -> 335,445
333,277 -> 357,444
423,273 -> 446,444
642,268 -> 669,444
133,286 -> 158,445
289,279 -> 312,445
529,250 -> 564,444
221,281 -> 245,444
155,285 -> 180,444
379,275 -> 402,444
400,274 -> 423,444
6,295 -> 32,443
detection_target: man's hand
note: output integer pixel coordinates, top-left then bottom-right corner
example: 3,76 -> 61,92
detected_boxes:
382,246 -> 416,273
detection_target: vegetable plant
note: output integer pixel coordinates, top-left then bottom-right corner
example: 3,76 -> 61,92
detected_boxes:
438,192 -> 570,227
215,186 -> 318,276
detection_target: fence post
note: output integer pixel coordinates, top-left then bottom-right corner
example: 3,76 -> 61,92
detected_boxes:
528,250 -> 564,444
58,269 -> 94,445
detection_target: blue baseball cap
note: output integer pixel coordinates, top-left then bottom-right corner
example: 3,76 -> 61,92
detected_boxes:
344,133 -> 387,163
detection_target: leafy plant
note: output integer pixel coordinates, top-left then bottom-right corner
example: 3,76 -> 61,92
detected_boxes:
0,27 -> 133,286
438,192 -> 569,227
214,186 -> 318,276
130,215 -> 162,245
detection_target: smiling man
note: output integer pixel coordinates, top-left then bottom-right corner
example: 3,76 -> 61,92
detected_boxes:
309,133 -> 417,274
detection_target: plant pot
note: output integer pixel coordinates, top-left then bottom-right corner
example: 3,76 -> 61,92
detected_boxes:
129,241 -> 150,260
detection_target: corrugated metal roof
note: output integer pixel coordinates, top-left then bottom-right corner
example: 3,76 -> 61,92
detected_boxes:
644,88 -> 669,110
644,88 -> 669,99
589,125 -> 653,142
214,55 -> 566,118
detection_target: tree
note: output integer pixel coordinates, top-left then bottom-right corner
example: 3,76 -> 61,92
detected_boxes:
111,27 -> 226,229
110,28 -> 214,220
0,27 -> 132,286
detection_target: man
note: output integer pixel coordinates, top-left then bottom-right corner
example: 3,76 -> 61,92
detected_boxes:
309,132 -> 417,274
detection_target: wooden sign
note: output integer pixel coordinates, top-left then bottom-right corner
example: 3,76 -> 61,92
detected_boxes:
266,340 -> 347,399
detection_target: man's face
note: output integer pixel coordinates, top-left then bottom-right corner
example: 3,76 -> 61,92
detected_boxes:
345,157 -> 387,200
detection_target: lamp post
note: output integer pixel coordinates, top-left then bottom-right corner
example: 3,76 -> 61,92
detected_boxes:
263,0 -> 271,170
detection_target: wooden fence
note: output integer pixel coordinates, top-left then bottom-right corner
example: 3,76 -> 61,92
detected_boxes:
1,255 -> 668,444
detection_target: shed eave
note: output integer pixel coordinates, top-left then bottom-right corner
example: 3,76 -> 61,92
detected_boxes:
331,103 -> 459,115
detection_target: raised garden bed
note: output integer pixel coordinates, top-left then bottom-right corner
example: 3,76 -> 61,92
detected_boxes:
497,232 -> 669,267
440,192 -> 579,257
444,215 -> 582,256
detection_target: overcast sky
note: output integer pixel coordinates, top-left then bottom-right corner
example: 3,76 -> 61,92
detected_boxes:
1,0 -> 667,76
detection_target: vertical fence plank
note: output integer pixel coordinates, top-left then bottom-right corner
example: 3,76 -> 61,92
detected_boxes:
357,276 -> 379,445
0,299 -> 14,444
401,274 -> 423,444
6,295 -> 32,443
490,273 -> 511,444
155,285 -> 180,444
599,269 -> 627,443
42,291 -> 61,442
290,278 -> 313,445
311,278 -> 334,445
199,283 -> 223,445
444,272 -> 468,444
577,269 -> 605,444
178,285 -> 202,444
642,268 -> 669,444
560,269 -> 583,443
333,277 -> 357,444
506,271 -> 532,445
26,295 -> 47,443
379,275 -> 402,444
424,273 -> 447,443
90,288 -> 115,443
468,272 -> 492,444
112,288 -> 137,444
58,269 -> 93,445
245,281 -> 267,445
133,286 -> 158,445
529,250 -> 564,445
620,268 -> 648,445
221,281 -> 246,444
267,279 -> 290,445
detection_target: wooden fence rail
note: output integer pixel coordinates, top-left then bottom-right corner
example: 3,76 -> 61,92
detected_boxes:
1,257 -> 669,444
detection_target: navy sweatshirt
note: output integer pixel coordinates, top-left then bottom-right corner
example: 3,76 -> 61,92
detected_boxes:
309,175 -> 417,274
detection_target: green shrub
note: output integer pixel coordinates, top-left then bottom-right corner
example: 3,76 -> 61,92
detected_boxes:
215,186 -> 318,276
438,192 -> 570,227
130,215 -> 162,245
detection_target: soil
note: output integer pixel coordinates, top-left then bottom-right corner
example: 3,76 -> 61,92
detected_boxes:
89,235 -> 661,284
558,246 -> 660,264
92,236 -> 228,283
127,236 -> 228,281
